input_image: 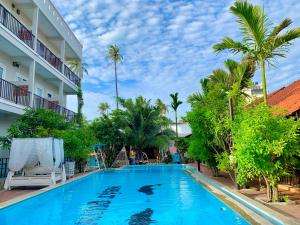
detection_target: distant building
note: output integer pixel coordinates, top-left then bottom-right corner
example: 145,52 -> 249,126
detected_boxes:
170,122 -> 192,138
244,83 -> 263,102
268,80 -> 300,119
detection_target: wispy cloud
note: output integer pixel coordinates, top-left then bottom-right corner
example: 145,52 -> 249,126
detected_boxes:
52,0 -> 300,120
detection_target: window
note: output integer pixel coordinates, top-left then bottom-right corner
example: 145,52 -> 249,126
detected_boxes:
0,67 -> 3,79
0,64 -> 5,79
36,87 -> 43,97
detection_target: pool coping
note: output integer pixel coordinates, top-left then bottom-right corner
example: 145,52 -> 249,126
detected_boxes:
184,165 -> 299,225
0,169 -> 102,209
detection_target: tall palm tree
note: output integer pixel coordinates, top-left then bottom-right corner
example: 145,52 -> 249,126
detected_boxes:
108,44 -> 123,110
98,102 -> 110,115
170,93 -> 183,139
155,99 -> 168,116
213,0 -> 300,105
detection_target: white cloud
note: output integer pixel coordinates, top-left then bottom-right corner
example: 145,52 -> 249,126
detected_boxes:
54,0 -> 300,120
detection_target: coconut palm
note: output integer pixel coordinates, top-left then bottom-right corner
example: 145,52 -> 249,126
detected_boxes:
213,0 -> 300,105
108,44 -> 123,110
170,93 -> 183,139
98,102 -> 110,115
155,99 -> 168,116
119,96 -> 175,151
68,60 -> 88,76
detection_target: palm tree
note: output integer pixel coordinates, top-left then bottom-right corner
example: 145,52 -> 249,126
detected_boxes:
213,0 -> 300,105
108,44 -> 123,110
119,96 -> 175,151
155,99 -> 168,116
98,102 -> 110,115
68,60 -> 88,76
67,60 -> 88,126
170,93 -> 183,139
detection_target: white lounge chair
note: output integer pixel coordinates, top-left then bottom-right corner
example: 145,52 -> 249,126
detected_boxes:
4,138 -> 66,190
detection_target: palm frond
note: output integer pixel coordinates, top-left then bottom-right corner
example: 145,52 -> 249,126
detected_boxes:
268,18 -> 292,38
213,37 -> 249,54
273,28 -> 300,50
224,59 -> 239,74
230,0 -> 268,46
108,44 -> 123,63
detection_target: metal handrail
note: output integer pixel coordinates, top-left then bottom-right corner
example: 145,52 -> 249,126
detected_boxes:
37,39 -> 63,72
0,4 -> 34,49
64,65 -> 81,86
0,78 -> 76,120
0,78 -> 31,106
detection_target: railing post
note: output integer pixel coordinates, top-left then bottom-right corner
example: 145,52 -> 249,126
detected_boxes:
15,86 -> 18,104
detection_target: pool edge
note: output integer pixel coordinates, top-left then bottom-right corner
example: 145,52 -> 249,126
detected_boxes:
0,169 -> 101,209
183,165 -> 298,225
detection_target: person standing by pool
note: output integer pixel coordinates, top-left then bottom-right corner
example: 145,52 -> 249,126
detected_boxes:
129,148 -> 136,165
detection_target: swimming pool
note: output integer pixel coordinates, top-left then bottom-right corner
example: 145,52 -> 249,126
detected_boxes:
0,165 -> 249,225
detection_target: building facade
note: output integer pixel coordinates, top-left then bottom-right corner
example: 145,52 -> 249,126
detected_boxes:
0,0 -> 82,137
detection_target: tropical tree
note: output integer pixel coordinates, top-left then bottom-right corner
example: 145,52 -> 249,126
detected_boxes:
119,96 -> 175,151
98,102 -> 110,115
155,99 -> 168,116
68,60 -> 88,126
108,44 -> 123,110
233,105 -> 300,202
170,93 -> 183,138
213,0 -> 300,104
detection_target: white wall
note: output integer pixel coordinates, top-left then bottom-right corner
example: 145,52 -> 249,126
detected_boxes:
0,53 -> 29,82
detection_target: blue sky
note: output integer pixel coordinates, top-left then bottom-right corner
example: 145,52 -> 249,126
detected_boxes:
52,0 -> 300,121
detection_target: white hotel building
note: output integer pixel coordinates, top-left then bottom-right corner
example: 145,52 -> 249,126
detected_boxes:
0,0 -> 82,137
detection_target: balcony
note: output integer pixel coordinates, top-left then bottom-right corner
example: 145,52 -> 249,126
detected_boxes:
64,65 -> 81,86
0,78 -> 31,107
0,4 -> 34,49
37,39 -> 63,72
0,3 -> 81,87
0,78 -> 76,121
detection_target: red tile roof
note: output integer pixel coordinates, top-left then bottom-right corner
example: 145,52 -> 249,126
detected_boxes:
268,80 -> 300,115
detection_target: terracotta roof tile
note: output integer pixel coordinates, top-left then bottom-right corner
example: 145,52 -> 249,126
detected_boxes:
268,80 -> 300,115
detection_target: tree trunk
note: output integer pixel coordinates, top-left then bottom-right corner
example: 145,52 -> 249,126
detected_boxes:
260,60 -> 268,105
263,175 -> 271,202
271,185 -> 279,202
257,176 -> 261,191
175,111 -> 178,138
228,97 -> 239,189
197,160 -> 201,172
114,60 -> 119,110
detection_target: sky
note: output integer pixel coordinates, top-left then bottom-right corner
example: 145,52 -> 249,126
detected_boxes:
52,0 -> 300,121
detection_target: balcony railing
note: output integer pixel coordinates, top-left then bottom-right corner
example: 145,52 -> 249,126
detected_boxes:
0,78 -> 31,107
0,4 -> 34,49
0,78 -> 76,121
37,39 -> 63,72
62,107 -> 77,121
64,65 -> 80,86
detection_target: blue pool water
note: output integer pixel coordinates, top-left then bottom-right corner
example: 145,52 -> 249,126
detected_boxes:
0,165 -> 249,225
